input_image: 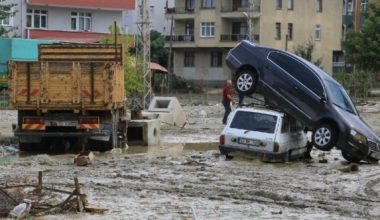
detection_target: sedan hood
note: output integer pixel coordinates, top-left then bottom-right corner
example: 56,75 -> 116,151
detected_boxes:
336,106 -> 380,141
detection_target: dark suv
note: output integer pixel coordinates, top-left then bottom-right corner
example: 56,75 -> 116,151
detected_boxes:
225,40 -> 380,163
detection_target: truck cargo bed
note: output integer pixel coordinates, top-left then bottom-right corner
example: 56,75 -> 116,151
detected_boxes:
8,61 -> 125,111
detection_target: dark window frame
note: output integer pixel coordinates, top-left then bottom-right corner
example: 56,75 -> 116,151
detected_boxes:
184,51 -> 195,67
316,0 -> 323,12
211,51 -> 223,67
288,0 -> 294,10
275,22 -> 281,40
201,0 -> 215,9
276,0 -> 282,10
287,23 -> 293,40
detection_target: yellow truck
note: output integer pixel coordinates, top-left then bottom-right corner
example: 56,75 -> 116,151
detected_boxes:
7,44 -> 127,150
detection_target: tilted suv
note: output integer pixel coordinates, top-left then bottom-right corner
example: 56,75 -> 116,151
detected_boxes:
225,40 -> 380,163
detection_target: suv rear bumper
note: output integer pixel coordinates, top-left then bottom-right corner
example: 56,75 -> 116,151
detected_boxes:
219,145 -> 306,162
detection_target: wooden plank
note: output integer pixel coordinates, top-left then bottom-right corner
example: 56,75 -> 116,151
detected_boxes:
39,44 -> 123,64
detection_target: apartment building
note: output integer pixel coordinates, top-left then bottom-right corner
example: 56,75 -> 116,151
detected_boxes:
123,0 -> 174,35
0,0 -> 135,42
334,0 -> 371,72
165,0 -> 342,85
0,0 -> 25,37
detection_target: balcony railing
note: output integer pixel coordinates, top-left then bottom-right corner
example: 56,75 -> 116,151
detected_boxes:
221,5 -> 261,13
166,7 -> 195,14
220,34 -> 248,42
220,34 -> 260,42
165,35 -> 194,42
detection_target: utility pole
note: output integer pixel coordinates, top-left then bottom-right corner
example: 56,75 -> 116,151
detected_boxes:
137,0 -> 151,108
245,0 -> 254,42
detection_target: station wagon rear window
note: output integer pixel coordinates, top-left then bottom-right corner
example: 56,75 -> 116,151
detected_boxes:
230,111 -> 277,133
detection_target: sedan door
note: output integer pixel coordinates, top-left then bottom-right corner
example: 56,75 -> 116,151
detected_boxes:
267,52 -> 324,125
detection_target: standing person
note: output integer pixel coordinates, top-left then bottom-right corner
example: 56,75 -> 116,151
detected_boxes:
238,91 -> 245,107
222,80 -> 234,124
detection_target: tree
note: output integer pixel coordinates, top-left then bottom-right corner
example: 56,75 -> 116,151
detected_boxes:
0,1 -> 16,37
293,39 -> 322,68
343,2 -> 380,73
150,30 -> 168,67
100,25 -> 144,98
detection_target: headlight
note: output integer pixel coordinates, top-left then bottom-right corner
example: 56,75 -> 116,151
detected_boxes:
350,129 -> 368,145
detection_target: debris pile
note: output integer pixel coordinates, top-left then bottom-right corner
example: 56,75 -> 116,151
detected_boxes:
0,171 -> 107,218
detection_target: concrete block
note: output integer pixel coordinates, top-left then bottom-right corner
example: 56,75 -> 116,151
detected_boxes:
147,96 -> 186,127
127,119 -> 160,146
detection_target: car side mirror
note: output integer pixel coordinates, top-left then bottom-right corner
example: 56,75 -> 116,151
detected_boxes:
320,97 -> 326,104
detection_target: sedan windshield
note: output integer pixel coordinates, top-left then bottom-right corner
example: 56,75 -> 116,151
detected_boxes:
230,111 -> 277,133
325,81 -> 357,115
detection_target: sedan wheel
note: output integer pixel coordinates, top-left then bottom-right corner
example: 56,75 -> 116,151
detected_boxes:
234,70 -> 257,95
312,124 -> 337,151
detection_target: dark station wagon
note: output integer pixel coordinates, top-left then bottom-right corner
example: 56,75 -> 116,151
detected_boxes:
225,40 -> 380,163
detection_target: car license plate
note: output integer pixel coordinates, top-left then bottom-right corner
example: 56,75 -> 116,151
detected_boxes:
238,138 -> 260,146
371,151 -> 380,159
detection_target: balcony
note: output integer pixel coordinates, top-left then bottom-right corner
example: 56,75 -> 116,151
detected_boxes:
165,7 -> 195,20
220,34 -> 248,42
220,34 -> 259,42
165,35 -> 194,42
221,5 -> 261,18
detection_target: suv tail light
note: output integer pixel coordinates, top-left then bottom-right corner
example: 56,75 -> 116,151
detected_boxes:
219,135 -> 225,145
273,142 -> 280,152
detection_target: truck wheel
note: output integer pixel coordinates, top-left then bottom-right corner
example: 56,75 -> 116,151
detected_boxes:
341,150 -> 361,163
19,142 -> 32,151
312,124 -> 337,151
233,69 -> 258,96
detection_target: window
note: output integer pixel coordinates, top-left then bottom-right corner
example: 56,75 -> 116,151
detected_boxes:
276,0 -> 282,10
200,22 -> 215,37
287,23 -> 293,40
315,24 -> 321,41
361,0 -> 368,11
186,0 -> 195,10
281,116 -> 290,133
230,111 -> 278,134
275,22 -> 281,40
150,6 -> 154,16
288,0 -> 294,10
268,52 -> 324,96
26,9 -> 47,28
71,12 -> 92,31
316,0 -> 322,12
347,0 -> 353,13
211,51 -> 222,67
185,23 -> 194,35
201,0 -> 215,8
0,6 -> 13,26
184,51 -> 194,67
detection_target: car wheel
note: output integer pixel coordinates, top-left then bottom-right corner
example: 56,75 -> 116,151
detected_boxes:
312,124 -> 337,151
233,69 -> 258,96
341,150 -> 361,163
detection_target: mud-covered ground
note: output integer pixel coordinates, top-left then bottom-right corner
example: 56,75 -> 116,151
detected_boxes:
0,95 -> 380,219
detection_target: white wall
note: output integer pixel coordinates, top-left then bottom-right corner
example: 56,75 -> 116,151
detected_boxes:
27,6 -> 123,33
123,0 -> 174,34
1,0 -> 26,37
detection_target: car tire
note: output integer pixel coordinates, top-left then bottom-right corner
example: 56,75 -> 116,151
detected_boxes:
341,150 -> 361,163
312,124 -> 337,151
233,69 -> 258,96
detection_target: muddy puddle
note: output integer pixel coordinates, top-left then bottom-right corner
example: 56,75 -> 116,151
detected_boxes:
0,142 -> 219,165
